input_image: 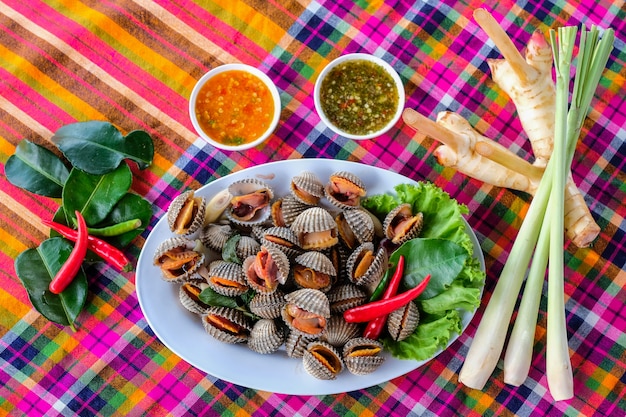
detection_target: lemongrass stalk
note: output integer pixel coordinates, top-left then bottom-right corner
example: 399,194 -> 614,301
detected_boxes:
458,155 -> 554,389
503,219 -> 550,386
546,26 -> 576,401
546,25 -> 615,401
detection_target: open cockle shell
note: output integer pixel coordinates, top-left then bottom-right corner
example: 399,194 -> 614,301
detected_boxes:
248,318 -> 286,355
153,236 -> 205,283
342,337 -> 385,375
290,207 -> 338,250
336,208 -> 375,249
206,260 -> 248,297
179,280 -> 211,315
285,330 -> 317,358
292,251 -> 337,292
290,171 -> 325,205
303,341 -> 344,380
242,245 -> 290,294
261,226 -> 302,259
167,190 -> 206,236
345,242 -> 388,287
201,306 -> 253,344
282,288 -> 331,337
325,171 -> 367,210
227,178 -> 274,227
387,300 -> 420,341
382,203 -> 424,245
271,195 -> 311,227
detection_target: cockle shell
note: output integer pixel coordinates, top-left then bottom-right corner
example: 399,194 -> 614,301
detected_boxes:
303,341 -> 344,380
242,245 -> 290,294
271,195 -> 311,228
290,207 -> 338,250
282,288 -> 330,336
201,306 -> 252,344
387,301 -> 420,341
285,331 -> 317,358
342,337 -> 385,375
249,289 -> 287,319
336,208 -> 375,249
227,178 -> 274,226
324,171 -> 367,210
321,315 -> 361,347
167,190 -> 206,236
248,319 -> 286,355
382,203 -> 424,245
179,280 -> 211,315
290,171 -> 325,205
326,283 -> 368,314
292,251 -> 336,292
234,235 -> 262,261
205,260 -> 248,297
261,226 -> 301,259
200,223 -> 234,252
345,242 -> 388,287
153,237 -> 204,283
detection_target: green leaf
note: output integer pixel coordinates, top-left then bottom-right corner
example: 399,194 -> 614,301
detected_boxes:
62,163 -> 132,226
222,234 -> 242,264
14,237 -> 88,327
199,287 -> 241,309
5,140 -> 70,197
419,283 -> 482,315
99,193 -> 153,248
52,121 -> 154,175
390,238 -> 468,299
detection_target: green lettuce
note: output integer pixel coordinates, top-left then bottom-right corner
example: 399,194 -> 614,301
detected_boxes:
362,182 -> 485,361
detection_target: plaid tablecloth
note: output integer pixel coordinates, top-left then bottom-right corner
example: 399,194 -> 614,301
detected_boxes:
1,0 -> 624,416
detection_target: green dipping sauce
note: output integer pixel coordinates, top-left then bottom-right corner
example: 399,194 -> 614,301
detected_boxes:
319,59 -> 399,135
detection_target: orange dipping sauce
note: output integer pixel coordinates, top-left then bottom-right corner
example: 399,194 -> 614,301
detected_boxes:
194,70 -> 275,146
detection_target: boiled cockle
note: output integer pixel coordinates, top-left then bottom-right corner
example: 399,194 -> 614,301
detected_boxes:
342,337 -> 385,375
345,242 -> 387,287
292,251 -> 336,292
249,290 -> 287,320
270,195 -> 310,227
201,306 -> 253,344
205,260 -> 248,297
302,341 -> 344,380
260,226 -> 301,259
179,280 -> 211,315
290,170 -> 325,205
387,301 -> 420,341
326,283 -> 368,314
227,178 -> 274,226
242,245 -> 290,294
382,203 -> 424,245
325,171 -> 367,210
321,315 -> 361,347
282,288 -> 331,337
336,208 -> 375,249
290,207 -> 338,250
248,319 -> 286,354
167,190 -> 206,236
153,237 -> 204,283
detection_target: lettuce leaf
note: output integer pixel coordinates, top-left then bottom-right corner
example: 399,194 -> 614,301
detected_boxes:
382,310 -> 463,361
362,181 -> 485,361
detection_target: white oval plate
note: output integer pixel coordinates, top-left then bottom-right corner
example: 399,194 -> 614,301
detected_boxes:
136,159 -> 485,395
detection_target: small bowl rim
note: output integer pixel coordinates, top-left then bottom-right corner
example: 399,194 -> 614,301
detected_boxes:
189,63 -> 281,151
313,53 -> 405,140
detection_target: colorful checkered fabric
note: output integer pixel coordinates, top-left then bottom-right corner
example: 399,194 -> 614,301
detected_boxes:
1,0 -> 625,416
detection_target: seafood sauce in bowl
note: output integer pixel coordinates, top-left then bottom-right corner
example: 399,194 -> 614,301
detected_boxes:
189,63 -> 281,151
314,53 -> 405,140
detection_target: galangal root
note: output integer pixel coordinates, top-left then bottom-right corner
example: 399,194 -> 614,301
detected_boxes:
403,8 -> 600,247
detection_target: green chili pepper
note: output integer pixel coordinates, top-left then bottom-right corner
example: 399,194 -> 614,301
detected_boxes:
87,218 -> 142,237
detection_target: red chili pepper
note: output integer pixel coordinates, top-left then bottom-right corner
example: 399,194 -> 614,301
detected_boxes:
49,211 -> 88,294
43,219 -> 133,273
343,273 -> 431,323
363,255 -> 405,339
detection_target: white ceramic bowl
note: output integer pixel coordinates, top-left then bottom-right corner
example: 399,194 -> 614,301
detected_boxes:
314,53 -> 405,140
189,63 -> 281,151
